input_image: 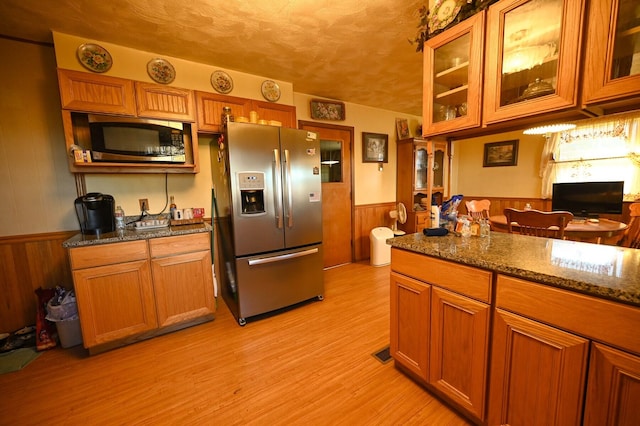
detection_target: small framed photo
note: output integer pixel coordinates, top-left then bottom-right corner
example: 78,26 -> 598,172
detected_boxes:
310,99 -> 346,121
396,118 -> 410,139
483,140 -> 519,167
362,132 -> 388,163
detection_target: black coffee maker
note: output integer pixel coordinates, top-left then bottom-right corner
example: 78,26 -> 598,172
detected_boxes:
74,192 -> 116,235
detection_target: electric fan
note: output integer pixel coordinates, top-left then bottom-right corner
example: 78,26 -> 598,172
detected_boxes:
389,202 -> 407,236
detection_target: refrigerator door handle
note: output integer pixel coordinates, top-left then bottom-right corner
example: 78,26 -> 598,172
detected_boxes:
248,248 -> 319,266
284,149 -> 294,228
273,148 -> 284,229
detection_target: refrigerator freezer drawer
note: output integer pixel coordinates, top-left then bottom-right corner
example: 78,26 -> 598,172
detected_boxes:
235,244 -> 324,321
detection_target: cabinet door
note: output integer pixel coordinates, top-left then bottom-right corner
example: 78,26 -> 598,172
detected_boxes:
134,82 -> 195,121
151,250 -> 215,327
488,308 -> 589,426
483,0 -> 585,125
390,272 -> 430,382
195,91 -> 252,133
250,100 -> 297,128
582,0 -> 640,109
584,343 -> 640,426
423,11 -> 484,136
57,68 -> 136,115
73,259 -> 157,348
430,287 -> 490,420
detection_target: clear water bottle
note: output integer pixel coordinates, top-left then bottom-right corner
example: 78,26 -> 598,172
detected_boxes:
115,205 -> 125,230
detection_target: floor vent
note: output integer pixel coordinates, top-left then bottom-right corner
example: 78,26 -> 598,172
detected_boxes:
372,346 -> 392,364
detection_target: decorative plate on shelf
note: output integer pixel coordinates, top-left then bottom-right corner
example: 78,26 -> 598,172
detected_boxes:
210,70 -> 234,94
76,43 -> 113,73
146,58 -> 176,84
261,80 -> 281,102
428,0 -> 463,34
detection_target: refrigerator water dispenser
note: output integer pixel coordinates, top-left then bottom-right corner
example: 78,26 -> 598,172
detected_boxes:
238,172 -> 265,215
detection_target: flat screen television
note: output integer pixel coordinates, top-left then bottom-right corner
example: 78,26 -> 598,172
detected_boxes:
551,181 -> 624,217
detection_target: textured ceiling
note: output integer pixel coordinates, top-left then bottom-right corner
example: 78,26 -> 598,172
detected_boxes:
0,0 -> 426,116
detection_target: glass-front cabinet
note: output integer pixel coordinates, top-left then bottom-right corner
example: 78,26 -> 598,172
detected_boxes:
423,12 -> 485,137
582,0 -> 640,109
483,0 -> 585,125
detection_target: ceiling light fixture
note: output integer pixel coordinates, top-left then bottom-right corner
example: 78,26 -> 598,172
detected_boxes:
523,123 -> 576,135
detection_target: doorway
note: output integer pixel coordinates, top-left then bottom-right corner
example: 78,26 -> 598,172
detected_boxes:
299,120 -> 354,268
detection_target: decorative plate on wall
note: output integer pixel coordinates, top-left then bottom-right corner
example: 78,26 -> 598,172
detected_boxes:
146,58 -> 176,84
210,70 -> 233,94
261,80 -> 281,102
428,0 -> 463,34
76,43 -> 113,73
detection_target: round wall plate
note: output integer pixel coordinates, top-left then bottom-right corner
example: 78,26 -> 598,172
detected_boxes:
147,58 -> 176,84
211,70 -> 233,94
77,43 -> 113,73
261,80 -> 281,102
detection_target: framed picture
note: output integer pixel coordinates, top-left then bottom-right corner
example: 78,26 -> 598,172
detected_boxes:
310,99 -> 346,121
362,132 -> 388,163
396,118 -> 410,139
483,140 -> 519,167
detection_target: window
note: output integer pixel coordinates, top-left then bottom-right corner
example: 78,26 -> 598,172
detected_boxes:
320,139 -> 342,183
540,112 -> 640,201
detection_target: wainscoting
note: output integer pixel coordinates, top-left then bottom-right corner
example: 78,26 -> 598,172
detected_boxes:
1,231 -> 75,331
3,199 -> 631,330
353,202 -> 396,262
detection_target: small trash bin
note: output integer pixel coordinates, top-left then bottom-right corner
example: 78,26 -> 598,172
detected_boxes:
370,227 -> 395,267
54,318 -> 83,348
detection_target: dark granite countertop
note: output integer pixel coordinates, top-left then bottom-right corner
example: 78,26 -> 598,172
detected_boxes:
388,231 -> 640,307
62,223 -> 211,248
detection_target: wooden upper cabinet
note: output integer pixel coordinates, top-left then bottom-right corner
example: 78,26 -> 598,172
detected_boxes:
195,91 -> 252,133
196,91 -> 297,133
251,100 -> 297,128
483,0 -> 585,125
423,11 -> 485,136
134,82 -> 195,122
57,69 -> 136,115
582,0 -> 640,112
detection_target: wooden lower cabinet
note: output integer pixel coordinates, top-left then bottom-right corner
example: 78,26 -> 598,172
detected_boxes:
72,258 -> 157,348
488,308 -> 589,426
390,249 -> 491,423
390,272 -> 430,381
430,287 -> 490,420
150,244 -> 216,327
69,233 -> 215,353
584,343 -> 640,426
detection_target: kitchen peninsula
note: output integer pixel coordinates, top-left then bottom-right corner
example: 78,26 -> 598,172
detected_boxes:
389,232 -> 640,425
63,223 -> 215,354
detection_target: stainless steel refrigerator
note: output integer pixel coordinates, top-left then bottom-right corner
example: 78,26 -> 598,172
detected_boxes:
211,122 -> 324,325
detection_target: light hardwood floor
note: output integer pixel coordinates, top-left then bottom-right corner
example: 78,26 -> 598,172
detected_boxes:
0,262 -> 471,425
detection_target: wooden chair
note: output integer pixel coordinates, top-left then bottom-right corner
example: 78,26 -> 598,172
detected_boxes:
504,208 -> 574,239
465,199 -> 491,220
618,203 -> 640,249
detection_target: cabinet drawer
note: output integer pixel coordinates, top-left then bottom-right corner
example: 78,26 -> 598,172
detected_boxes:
391,248 -> 492,303
149,232 -> 210,258
416,213 -> 429,225
496,274 -> 640,356
69,240 -> 148,270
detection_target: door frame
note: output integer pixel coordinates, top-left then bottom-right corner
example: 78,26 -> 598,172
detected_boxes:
299,120 -> 355,264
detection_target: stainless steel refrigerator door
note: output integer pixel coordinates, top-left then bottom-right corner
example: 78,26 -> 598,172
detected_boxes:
279,127 -> 323,248
235,244 -> 324,320
227,122 -> 285,256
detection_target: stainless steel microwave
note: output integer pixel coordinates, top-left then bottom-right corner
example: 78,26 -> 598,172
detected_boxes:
88,115 -> 186,163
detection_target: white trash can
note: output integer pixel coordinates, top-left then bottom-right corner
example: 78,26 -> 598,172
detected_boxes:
370,227 -> 395,267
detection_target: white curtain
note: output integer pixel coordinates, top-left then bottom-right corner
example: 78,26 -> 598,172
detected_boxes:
540,111 -> 640,200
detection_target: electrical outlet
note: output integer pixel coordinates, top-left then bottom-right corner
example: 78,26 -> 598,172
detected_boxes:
139,198 -> 149,212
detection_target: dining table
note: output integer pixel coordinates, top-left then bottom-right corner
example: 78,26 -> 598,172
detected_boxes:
489,214 -> 628,244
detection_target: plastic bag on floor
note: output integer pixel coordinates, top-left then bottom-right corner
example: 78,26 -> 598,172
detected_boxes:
45,287 -> 78,322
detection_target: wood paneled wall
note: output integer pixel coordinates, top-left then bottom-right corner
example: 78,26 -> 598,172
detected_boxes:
463,196 -> 632,224
354,202 -> 396,261
1,231 -> 75,332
